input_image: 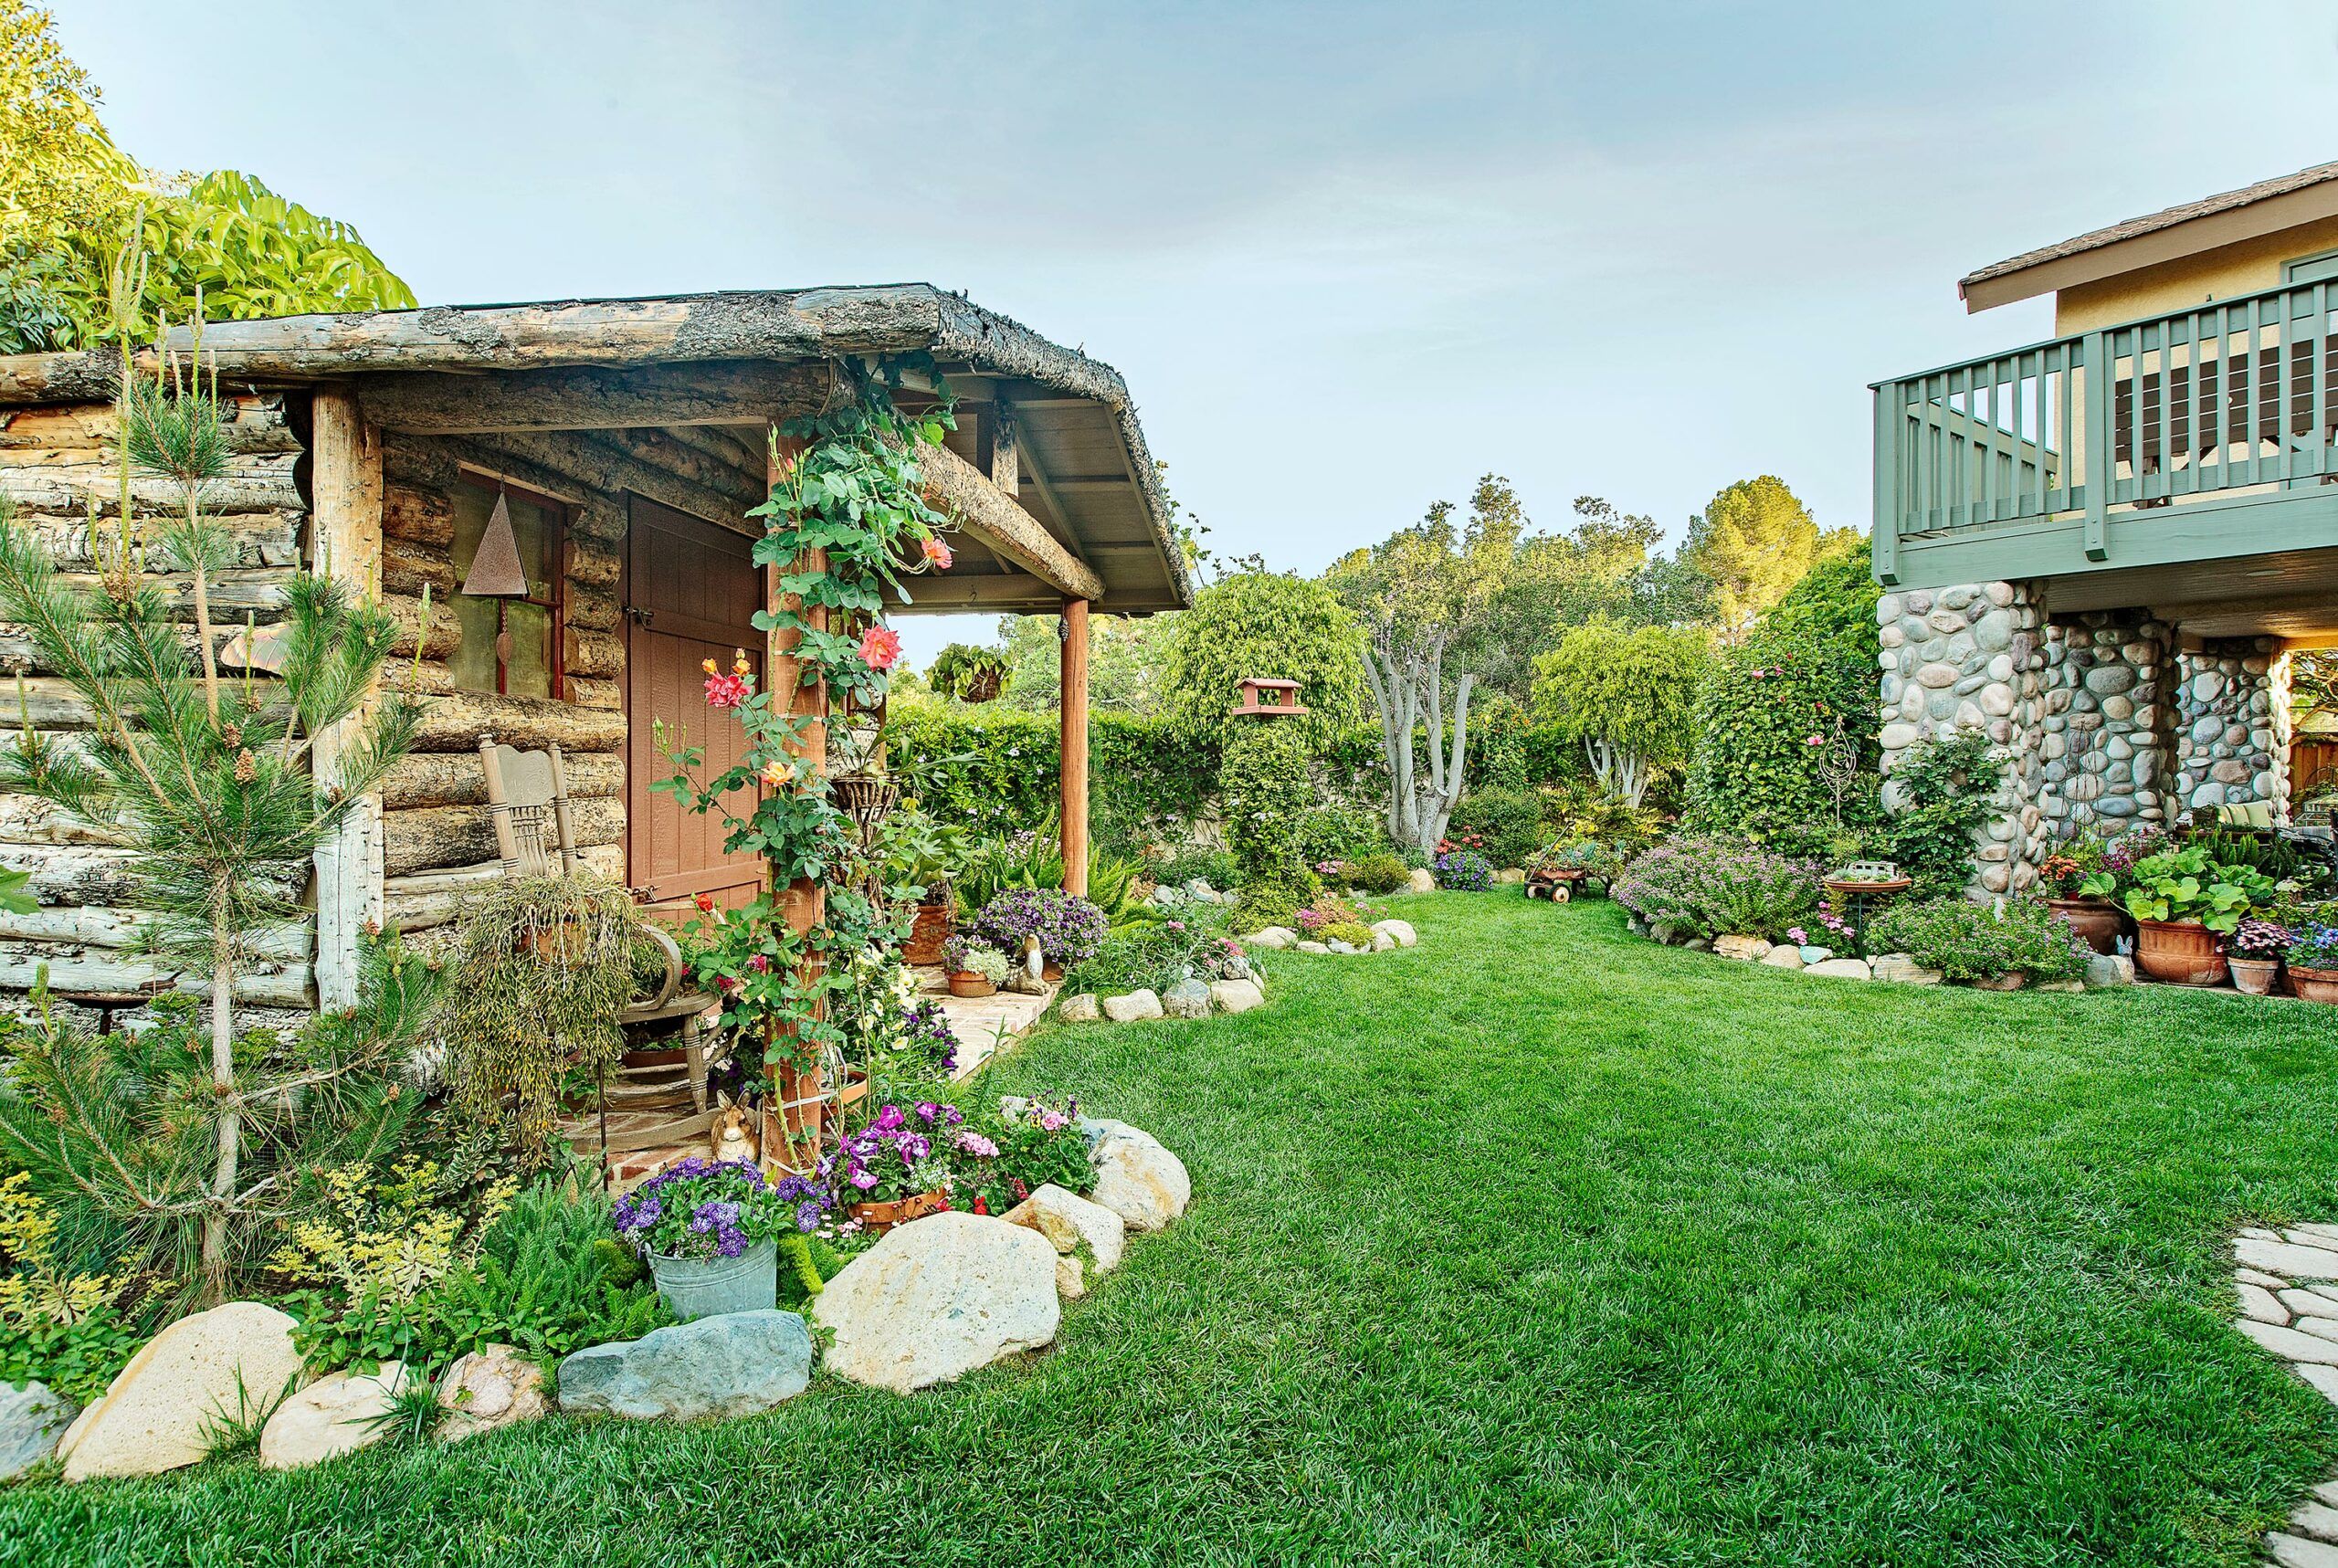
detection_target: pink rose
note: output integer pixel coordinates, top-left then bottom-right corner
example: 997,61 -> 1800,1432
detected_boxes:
858,625 -> 902,671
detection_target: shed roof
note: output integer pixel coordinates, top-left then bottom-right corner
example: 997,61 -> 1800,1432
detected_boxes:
1957,161 -> 2338,312
0,284 -> 1190,616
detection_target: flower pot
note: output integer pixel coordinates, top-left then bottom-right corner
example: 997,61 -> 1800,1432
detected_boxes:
848,1188 -> 946,1237
2227,956 -> 2281,995
2045,897 -> 2127,957
903,901 -> 953,966
648,1237 -> 777,1321
1041,962 -> 1065,983
2289,964 -> 2338,1005
2133,919 -> 2229,986
948,970 -> 995,998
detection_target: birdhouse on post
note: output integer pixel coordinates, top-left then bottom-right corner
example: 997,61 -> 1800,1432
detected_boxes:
1231,677 -> 1307,719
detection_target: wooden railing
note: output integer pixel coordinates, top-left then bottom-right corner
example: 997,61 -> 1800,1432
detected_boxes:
1873,277 -> 2338,584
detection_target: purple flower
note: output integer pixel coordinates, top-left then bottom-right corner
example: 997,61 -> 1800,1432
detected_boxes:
874,1104 -> 905,1131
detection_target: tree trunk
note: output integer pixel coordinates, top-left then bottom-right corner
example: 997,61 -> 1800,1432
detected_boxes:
203,890 -> 237,1304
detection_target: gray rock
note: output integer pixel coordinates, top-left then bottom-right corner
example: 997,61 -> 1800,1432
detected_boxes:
1759,946 -> 1805,970
814,1215 -> 1058,1393
1243,926 -> 1298,950
1803,957 -> 1874,981
0,1383 -> 74,1480
1325,939 -> 1362,955
1294,941 -> 1331,955
1161,978 -> 1213,1019
1058,993 -> 1101,1023
558,1310 -> 813,1421
1208,978 -> 1266,1014
1184,879 -> 1219,903
1101,989 -> 1164,1022
2084,953 -> 2134,988
1869,954 -> 1943,985
1797,945 -> 1833,964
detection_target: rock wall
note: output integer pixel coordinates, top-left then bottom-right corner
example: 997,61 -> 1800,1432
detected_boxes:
2170,637 -> 2290,817
1879,581 -> 2294,897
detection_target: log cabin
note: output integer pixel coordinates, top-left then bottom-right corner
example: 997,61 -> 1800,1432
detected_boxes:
0,286 -> 1189,1026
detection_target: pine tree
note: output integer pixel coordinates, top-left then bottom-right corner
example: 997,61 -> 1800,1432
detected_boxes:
0,316 -> 419,1299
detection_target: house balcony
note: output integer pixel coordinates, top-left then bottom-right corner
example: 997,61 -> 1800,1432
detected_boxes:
1872,276 -> 2338,637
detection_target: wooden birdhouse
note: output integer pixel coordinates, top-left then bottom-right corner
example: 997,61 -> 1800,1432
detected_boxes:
1231,677 -> 1307,719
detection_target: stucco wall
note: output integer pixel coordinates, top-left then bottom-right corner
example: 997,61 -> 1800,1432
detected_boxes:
2054,213 -> 2338,334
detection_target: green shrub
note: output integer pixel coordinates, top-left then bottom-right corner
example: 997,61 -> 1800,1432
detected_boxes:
1149,845 -> 1237,890
1343,851 -> 1410,893
1318,921 -> 1377,948
889,704 -> 1216,850
1159,573 -> 1366,750
1221,720 -> 1313,891
1868,899 -> 2090,984
1881,731 -> 2006,900
1293,802 -> 1381,868
1612,837 -> 1824,941
1446,787 -> 1545,868
1232,868 -> 1317,933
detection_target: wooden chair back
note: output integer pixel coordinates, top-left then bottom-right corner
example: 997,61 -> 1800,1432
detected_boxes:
477,733 -> 579,879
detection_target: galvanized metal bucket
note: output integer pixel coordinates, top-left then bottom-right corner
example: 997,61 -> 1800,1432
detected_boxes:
648,1238 -> 777,1320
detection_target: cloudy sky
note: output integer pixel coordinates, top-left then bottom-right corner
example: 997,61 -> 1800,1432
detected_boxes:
58,0 -> 2338,661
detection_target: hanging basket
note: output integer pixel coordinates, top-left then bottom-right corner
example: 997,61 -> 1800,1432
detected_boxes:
831,773 -> 898,837
956,667 -> 1005,704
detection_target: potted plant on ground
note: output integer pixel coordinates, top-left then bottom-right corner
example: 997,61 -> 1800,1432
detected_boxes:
879,808 -> 969,966
2112,847 -> 2273,986
2286,919 -> 2338,1004
611,1156 -> 830,1320
970,888 -> 1107,982
2226,917 -> 2292,996
943,934 -> 1010,998
2039,837 -> 2125,955
828,1101 -> 960,1233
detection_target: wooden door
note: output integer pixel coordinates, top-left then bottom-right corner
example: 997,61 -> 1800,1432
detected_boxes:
625,496 -> 766,912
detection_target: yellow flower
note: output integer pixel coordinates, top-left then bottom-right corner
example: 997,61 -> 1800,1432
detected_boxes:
702,658 -> 720,676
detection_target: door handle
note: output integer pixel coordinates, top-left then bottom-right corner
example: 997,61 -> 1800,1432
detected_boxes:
626,606 -> 654,626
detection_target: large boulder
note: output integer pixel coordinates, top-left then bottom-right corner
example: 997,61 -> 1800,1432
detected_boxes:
0,1383 -> 74,1480
558,1310 -> 813,1421
1243,926 -> 1298,950
1090,1123 -> 1191,1232
814,1212 -> 1060,1394
2086,953 -> 2135,988
259,1362 -> 408,1470
1760,945 -> 1806,971
437,1343 -> 549,1443
1869,953 -> 1943,985
1101,990 -> 1163,1022
1001,1184 -> 1127,1276
1803,957 -> 1874,981
1209,978 -> 1265,1014
1161,978 -> 1213,1019
1714,934 -> 1772,962
60,1301 -> 305,1482
1406,868 -> 1436,894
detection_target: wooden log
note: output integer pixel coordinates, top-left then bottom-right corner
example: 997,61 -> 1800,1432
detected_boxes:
599,425 -> 765,499
384,435 -> 460,493
2,510 -> 301,572
563,626 -> 624,679
664,421 -> 767,478
381,748 -> 623,811
310,387 -> 386,1011
0,903 -> 309,957
411,689 -> 628,752
382,537 -> 455,597
383,795 -> 625,878
384,591 -> 460,659
382,846 -> 623,932
567,677 -> 623,710
0,844 -> 301,908
1,460 -> 299,517
918,440 -> 1104,602
1061,595 -> 1090,897
36,567 -> 294,621
0,944 -> 313,1007
564,539 -> 622,588
568,584 -> 620,633
573,496 -> 628,544
0,794 -> 115,847
383,482 -> 455,546
0,395 -> 298,455
465,430 -> 754,531
0,352 -> 120,405
356,360 -> 839,433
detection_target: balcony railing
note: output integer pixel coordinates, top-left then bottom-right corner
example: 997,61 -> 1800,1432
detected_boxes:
1872,277 -> 2338,585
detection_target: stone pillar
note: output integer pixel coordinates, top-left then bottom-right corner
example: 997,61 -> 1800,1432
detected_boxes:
2033,612 -> 2173,840
1876,582 -> 2047,895
2171,637 -> 2291,822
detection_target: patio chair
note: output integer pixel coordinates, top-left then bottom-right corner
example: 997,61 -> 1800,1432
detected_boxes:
476,733 -> 724,1169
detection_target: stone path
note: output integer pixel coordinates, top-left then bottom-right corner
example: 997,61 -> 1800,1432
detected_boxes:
2227,1226 -> 2338,1566
915,965 -> 1057,1080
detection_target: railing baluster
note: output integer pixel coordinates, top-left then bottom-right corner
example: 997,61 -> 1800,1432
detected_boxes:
2316,283 -> 2331,481
2082,330 -> 2110,560
2243,295 -> 2261,488
1873,384 -> 1900,584
2009,353 -> 2027,521
2155,310 -> 2175,506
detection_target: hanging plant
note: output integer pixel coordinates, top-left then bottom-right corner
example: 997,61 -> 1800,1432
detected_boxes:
929,642 -> 1010,704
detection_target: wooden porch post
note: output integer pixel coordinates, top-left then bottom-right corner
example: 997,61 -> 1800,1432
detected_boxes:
310,388 -> 384,1011
764,430 -> 829,1169
1060,596 -> 1090,898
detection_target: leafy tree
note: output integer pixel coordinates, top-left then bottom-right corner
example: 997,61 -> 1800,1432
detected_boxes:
1530,620 -> 1711,806
1158,572 -> 1364,749
995,611 -> 1172,715
0,332 -> 418,1299
0,5 -> 414,348
1685,476 -> 1818,637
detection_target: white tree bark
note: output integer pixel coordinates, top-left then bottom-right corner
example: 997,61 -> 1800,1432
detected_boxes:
1357,626 -> 1478,857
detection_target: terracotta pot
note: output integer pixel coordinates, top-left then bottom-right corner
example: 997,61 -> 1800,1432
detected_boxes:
2227,956 -> 2281,996
848,1188 -> 946,1237
2133,919 -> 2229,986
2289,964 -> 2338,1005
1823,878 -> 1911,900
948,970 -> 995,999
903,901 -> 953,965
1042,962 -> 1065,983
2045,897 -> 2128,957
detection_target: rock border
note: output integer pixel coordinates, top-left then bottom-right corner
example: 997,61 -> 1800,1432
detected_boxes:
2227,1226 -> 2338,1566
1629,921 -> 2134,994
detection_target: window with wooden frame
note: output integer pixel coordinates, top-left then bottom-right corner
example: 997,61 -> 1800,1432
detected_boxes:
450,476 -> 565,698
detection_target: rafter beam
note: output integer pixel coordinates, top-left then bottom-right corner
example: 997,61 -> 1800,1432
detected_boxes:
920,441 -> 1104,602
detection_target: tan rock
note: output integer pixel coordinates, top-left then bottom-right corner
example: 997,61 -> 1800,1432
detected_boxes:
60,1301 -> 305,1482
1371,920 -> 1417,948
1713,934 -> 1772,962
1001,1184 -> 1126,1274
1760,946 -> 1805,970
1802,957 -> 1873,981
437,1344 -> 548,1442
813,1212 -> 1059,1394
1406,868 -> 1436,894
258,1363 -> 408,1470
1090,1126 -> 1190,1232
1209,978 -> 1266,1014
1055,1254 -> 1086,1300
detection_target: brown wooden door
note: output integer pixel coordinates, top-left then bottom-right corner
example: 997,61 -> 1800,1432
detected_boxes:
625,496 -> 766,912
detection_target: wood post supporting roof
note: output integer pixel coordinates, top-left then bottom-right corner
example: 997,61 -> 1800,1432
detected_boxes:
309,388 -> 386,1010
1060,597 -> 1090,900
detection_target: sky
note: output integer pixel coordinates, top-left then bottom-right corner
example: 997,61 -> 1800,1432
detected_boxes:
55,0 -> 2338,665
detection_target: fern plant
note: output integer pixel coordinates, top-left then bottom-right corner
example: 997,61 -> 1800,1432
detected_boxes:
0,320 -> 418,1300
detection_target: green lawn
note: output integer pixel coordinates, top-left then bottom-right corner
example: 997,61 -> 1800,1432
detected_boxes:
14,893 -> 2338,1567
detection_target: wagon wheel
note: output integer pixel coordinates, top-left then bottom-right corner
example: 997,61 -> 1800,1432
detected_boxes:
1553,884 -> 1571,903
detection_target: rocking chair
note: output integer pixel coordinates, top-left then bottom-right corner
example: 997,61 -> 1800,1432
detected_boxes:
476,734 -> 724,1172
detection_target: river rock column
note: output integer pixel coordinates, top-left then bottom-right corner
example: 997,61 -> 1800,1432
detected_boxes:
1876,582 -> 2048,895
2033,612 -> 2173,838
2171,637 -> 2290,821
